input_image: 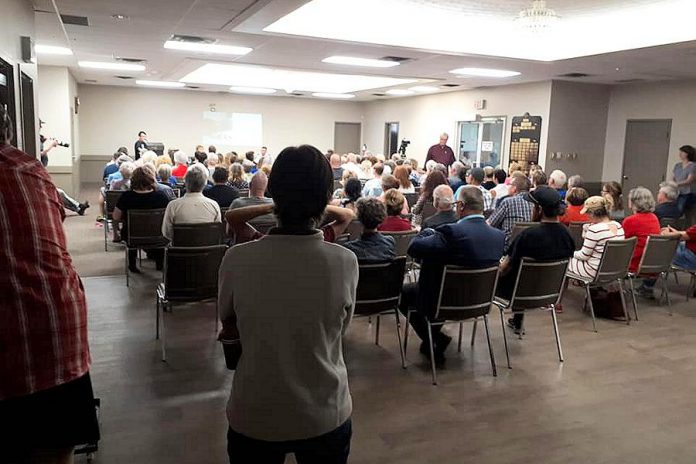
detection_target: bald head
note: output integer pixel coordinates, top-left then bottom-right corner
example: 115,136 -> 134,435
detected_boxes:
433,185 -> 454,211
456,185 -> 484,216
249,171 -> 268,198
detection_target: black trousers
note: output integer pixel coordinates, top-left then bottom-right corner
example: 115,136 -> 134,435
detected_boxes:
227,419 -> 352,464
398,283 -> 444,344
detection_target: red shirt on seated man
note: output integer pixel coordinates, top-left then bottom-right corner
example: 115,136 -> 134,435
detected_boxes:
378,189 -> 413,232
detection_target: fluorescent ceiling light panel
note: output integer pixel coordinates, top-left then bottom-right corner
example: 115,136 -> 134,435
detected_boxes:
385,89 -> 414,96
164,40 -> 252,56
409,85 -> 439,92
265,0 -> 696,62
450,68 -> 520,78
35,44 -> 73,55
322,56 -> 400,68
135,80 -> 185,88
180,63 -> 416,94
78,61 -> 145,71
312,93 -> 355,99
230,86 -> 277,94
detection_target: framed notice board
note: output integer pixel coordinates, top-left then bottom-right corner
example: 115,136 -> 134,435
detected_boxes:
509,113 -> 542,173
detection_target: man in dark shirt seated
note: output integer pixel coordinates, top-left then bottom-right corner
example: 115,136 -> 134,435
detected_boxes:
204,166 -> 240,208
422,185 -> 458,229
497,186 -> 576,334
655,182 -> 682,222
343,198 -> 395,262
102,152 -> 120,180
399,186 -> 505,362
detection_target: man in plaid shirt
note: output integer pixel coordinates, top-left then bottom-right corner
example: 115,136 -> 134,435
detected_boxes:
488,175 -> 534,247
0,106 -> 99,462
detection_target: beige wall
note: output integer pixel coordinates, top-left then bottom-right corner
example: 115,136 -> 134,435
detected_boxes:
546,81 -> 610,182
603,80 -> 696,182
37,66 -> 75,166
77,84 -> 364,162
361,81 -> 552,168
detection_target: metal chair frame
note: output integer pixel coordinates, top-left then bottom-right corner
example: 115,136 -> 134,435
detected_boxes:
103,190 -> 124,251
124,209 -> 169,286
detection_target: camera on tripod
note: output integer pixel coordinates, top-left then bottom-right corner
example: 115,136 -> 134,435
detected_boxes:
398,139 -> 410,155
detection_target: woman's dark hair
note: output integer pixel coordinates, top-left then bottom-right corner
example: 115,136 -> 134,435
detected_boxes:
602,181 -> 623,211
421,171 -> 448,200
117,146 -> 129,155
566,187 -> 589,206
494,168 -> 507,184
343,178 -> 362,203
355,198 -> 387,230
268,145 -> 332,229
0,105 -> 13,142
680,145 -> 696,162
245,151 -> 255,162
532,170 -> 547,187
541,202 -> 567,218
194,151 -> 207,164
212,166 -> 229,184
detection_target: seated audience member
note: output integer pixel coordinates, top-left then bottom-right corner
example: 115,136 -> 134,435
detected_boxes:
497,186 -> 575,333
531,170 -> 547,190
107,154 -> 133,184
360,159 -> 373,179
362,163 -> 385,197
384,161 -> 396,176
549,169 -> 568,198
380,175 -> 409,215
492,168 -> 509,203
622,187 -> 661,274
487,175 -> 533,246
194,147 -> 207,164
330,153 -> 344,180
157,163 -> 177,187
482,166 -> 496,190
223,151 -> 238,168
57,188 -> 90,216
455,168 -> 493,212
138,150 -> 159,168
413,170 -> 448,225
655,181 -> 682,221
343,198 -> 396,261
162,164 -> 221,240
228,163 -> 249,190
110,161 -> 135,191
206,152 -> 219,176
1,109 -> 100,463
399,186 -> 505,360
602,181 -> 625,222
422,185 -> 457,229
431,163 -> 448,178
204,166 -> 240,208
103,152 -> 120,179
408,158 -> 421,186
140,164 -> 176,201
506,161 -> 523,184
113,166 -> 171,272
378,189 -> 412,232
448,161 -> 466,192
559,187 -> 590,225
567,196 -> 625,280
218,145 -> 357,462
156,153 -> 173,167
661,224 -> 696,271
394,165 -> 415,193
171,150 -> 189,178
568,174 -> 584,190
337,177 -> 362,213
229,171 -> 275,224
333,170 -> 358,199
342,153 -> 361,175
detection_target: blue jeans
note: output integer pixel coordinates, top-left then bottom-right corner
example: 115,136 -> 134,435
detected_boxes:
673,242 -> 696,270
227,419 -> 352,464
677,193 -> 696,214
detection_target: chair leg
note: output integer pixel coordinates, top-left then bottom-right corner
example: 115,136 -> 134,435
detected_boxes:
585,286 -> 597,332
426,322 -> 437,385
517,312 -> 524,340
550,305 -> 564,363
375,315 -> 380,345
661,273 -> 673,315
104,219 -> 108,252
125,247 -> 130,287
457,322 -> 463,352
403,311 -> 411,353
215,301 -> 220,332
393,311 -> 406,369
161,303 -> 167,362
617,279 -> 630,325
626,277 -> 639,321
470,319 -> 478,347
498,307 -> 511,369
155,295 -> 160,340
482,315 -> 497,377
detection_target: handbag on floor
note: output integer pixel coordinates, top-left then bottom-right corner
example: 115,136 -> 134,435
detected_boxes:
590,286 -> 627,321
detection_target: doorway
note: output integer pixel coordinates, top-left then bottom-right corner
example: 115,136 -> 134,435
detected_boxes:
20,72 -> 36,157
622,120 -> 672,196
456,117 -> 505,167
334,122 -> 362,155
0,57 -> 17,146
384,122 -> 399,156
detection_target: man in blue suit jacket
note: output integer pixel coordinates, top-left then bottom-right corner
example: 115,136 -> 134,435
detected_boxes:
400,186 -> 505,361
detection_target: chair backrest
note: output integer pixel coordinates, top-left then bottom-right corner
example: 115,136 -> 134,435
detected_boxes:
421,202 -> 437,220
594,237 -> 637,283
404,192 -> 419,208
163,245 -> 227,301
238,189 -> 250,198
567,221 -> 588,251
105,190 -> 124,218
381,229 -> 417,257
354,257 -> 407,316
636,235 -> 680,275
509,259 -> 570,310
346,220 -> 364,241
249,219 -> 276,235
335,233 -> 350,245
434,266 -> 499,320
659,216 -> 686,230
126,209 -> 168,247
510,222 -> 537,242
171,222 -> 224,247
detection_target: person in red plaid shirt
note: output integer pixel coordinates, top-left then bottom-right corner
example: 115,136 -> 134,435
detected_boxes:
0,106 -> 99,462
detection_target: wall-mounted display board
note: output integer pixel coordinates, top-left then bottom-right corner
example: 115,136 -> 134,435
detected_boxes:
509,113 -> 542,173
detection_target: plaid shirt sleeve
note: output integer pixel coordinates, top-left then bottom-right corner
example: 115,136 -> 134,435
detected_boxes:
0,144 -> 90,400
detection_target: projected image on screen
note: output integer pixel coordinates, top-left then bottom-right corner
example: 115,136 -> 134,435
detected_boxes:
202,112 -> 263,148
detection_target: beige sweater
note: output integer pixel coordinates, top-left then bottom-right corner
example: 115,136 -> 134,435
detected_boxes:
218,231 -> 358,441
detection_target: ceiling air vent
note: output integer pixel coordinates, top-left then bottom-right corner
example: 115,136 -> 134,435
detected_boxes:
379,56 -> 411,63
557,72 -> 591,78
60,14 -> 89,26
115,57 -> 146,63
290,93 -> 304,96
114,75 -> 134,80
185,85 -> 200,89
85,79 -> 97,83
169,34 -> 215,44
441,84 -> 460,88
372,93 -> 386,96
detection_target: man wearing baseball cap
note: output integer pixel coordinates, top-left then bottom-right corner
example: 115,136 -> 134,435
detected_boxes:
497,186 -> 576,334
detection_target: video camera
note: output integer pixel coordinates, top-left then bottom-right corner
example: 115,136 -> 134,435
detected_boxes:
40,135 -> 70,148
398,139 -> 410,155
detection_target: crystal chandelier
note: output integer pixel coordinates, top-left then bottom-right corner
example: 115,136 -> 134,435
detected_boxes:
516,0 -> 559,32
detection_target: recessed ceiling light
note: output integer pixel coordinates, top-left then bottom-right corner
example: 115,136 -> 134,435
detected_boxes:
322,56 -> 400,68
78,61 -> 145,71
449,67 -> 521,78
111,14 -> 129,20
180,63 -> 417,94
312,92 -> 356,99
163,40 -> 252,56
409,85 -> 439,93
35,44 -> 73,55
385,89 -> 415,96
230,86 -> 277,95
135,80 -> 185,88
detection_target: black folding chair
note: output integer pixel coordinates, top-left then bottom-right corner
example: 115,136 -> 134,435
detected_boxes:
353,257 -> 408,368
125,209 -> 168,286
510,222 -> 537,243
171,222 -> 224,247
567,221 -> 588,251
404,192 -> 419,208
382,230 -> 418,282
156,245 -> 228,361
103,190 -> 124,251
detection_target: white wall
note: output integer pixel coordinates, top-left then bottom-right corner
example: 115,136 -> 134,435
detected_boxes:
37,66 -> 76,166
77,85 -> 364,158
603,80 -> 696,182
361,81 -> 552,168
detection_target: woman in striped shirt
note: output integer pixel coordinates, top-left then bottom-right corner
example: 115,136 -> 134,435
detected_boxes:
568,196 -> 625,279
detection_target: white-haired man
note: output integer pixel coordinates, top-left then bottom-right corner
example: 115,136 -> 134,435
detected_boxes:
655,181 -> 682,220
425,132 -> 455,167
549,169 -> 568,199
422,185 -> 458,229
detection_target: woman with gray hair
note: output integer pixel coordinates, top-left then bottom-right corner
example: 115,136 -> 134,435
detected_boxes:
110,161 -> 135,191
623,187 -> 661,275
172,150 -> 189,178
